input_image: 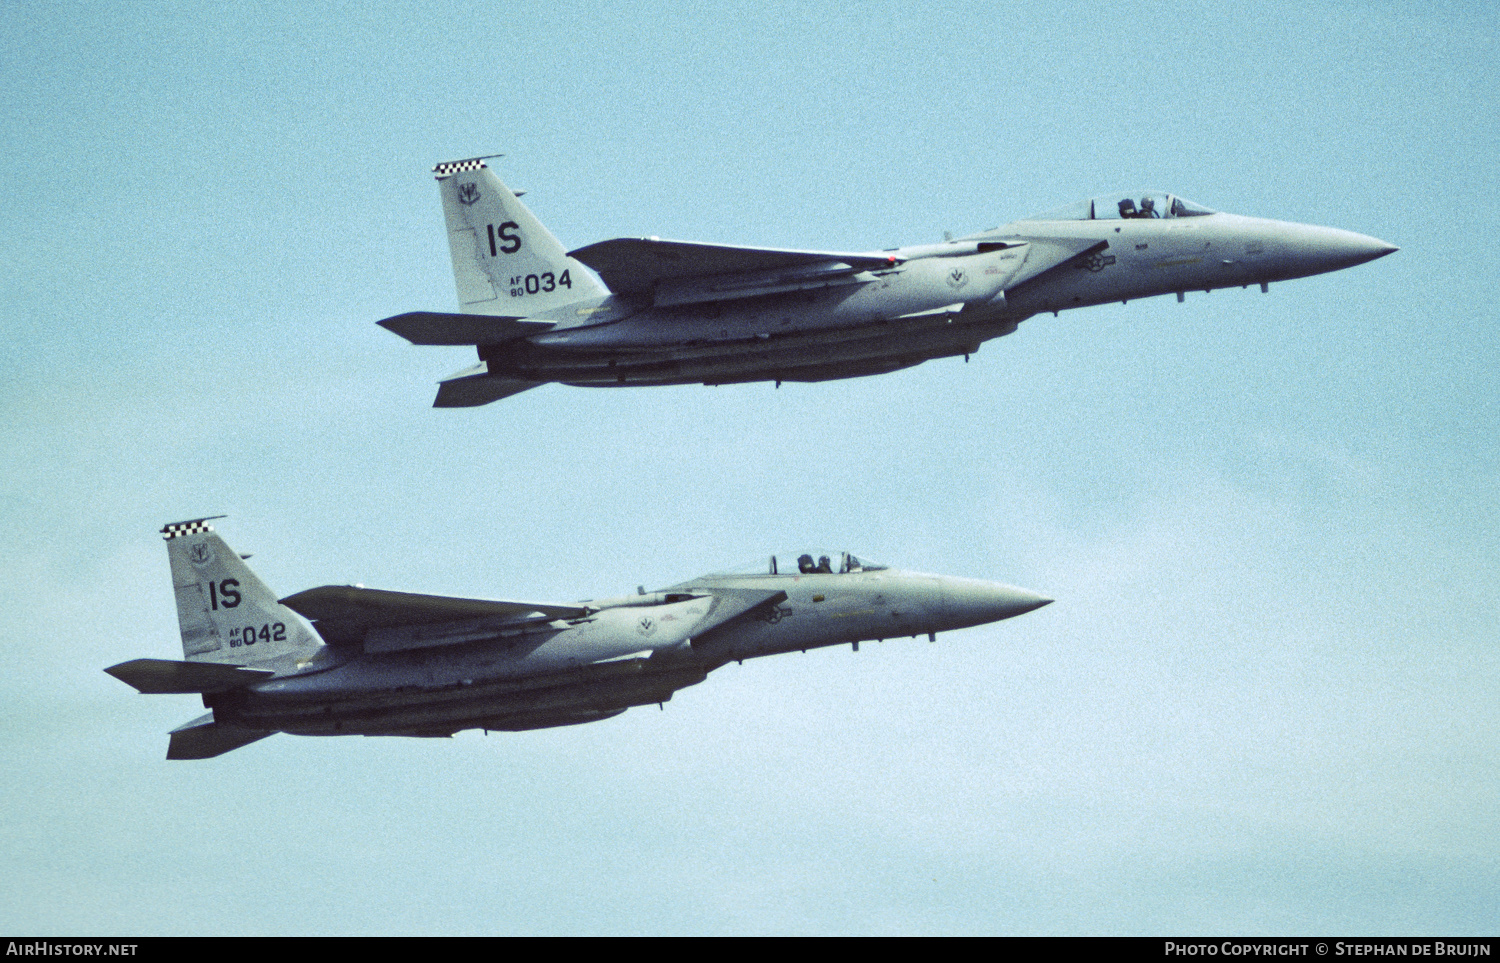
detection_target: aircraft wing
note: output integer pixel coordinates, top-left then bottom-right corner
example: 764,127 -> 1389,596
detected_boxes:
568,238 -> 898,296
281,585 -> 589,648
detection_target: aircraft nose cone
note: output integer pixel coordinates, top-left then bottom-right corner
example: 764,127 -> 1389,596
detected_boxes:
1329,230 -> 1399,267
1285,224 -> 1399,273
945,578 -> 1053,625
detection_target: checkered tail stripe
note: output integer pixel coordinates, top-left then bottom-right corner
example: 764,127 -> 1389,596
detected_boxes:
161,516 -> 226,539
433,158 -> 491,178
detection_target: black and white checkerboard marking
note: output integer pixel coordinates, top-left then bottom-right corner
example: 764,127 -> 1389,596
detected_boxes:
161,517 -> 224,540
433,158 -> 488,177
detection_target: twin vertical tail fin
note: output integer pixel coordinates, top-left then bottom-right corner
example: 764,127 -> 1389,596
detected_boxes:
433,157 -> 607,315
380,157 -> 613,407
105,519 -> 318,758
163,518 -> 321,666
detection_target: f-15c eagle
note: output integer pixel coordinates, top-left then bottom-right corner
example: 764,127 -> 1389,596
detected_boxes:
106,519 -> 1050,759
378,157 -> 1396,406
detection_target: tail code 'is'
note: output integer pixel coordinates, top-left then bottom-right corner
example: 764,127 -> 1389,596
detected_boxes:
163,518 -> 321,666
434,158 -> 606,315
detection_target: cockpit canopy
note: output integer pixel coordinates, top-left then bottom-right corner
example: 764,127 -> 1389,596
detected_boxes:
714,552 -> 888,576
781,551 -> 886,575
1020,192 -> 1216,222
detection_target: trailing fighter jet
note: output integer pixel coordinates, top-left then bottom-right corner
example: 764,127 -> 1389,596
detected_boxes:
105,519 -> 1051,759
379,157 -> 1397,406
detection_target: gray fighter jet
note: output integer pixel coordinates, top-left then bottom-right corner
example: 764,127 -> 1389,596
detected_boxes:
105,520 -> 1051,759
380,157 -> 1397,406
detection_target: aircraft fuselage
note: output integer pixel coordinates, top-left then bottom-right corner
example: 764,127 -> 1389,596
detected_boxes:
378,165 -> 1396,404
468,213 -> 1394,390
109,523 -> 1051,756
208,566 -> 1046,737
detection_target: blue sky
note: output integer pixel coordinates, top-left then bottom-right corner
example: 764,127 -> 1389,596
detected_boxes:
2,0 -> 1496,935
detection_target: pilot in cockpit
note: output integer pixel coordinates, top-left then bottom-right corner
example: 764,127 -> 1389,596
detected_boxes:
797,553 -> 836,574
1119,196 -> 1160,219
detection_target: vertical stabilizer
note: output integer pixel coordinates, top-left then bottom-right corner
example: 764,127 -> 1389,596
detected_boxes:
163,518 -> 321,666
433,157 -> 607,315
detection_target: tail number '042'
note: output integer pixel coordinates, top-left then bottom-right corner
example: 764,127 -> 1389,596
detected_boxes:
230,623 -> 286,648
508,271 -> 571,298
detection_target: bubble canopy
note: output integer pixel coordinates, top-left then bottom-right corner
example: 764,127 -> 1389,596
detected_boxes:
1020,192 -> 1216,221
711,552 -> 889,577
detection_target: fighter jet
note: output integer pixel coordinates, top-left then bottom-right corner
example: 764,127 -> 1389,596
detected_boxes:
105,519 -> 1051,759
379,157 -> 1397,406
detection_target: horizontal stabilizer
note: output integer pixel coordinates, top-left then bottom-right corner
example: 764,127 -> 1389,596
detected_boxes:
378,311 -> 555,345
282,585 -> 588,649
167,711 -> 273,760
432,363 -> 542,407
105,658 -> 274,694
569,237 -> 898,296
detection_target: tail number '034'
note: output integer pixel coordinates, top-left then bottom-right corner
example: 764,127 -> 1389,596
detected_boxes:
230,623 -> 286,648
508,271 -> 571,298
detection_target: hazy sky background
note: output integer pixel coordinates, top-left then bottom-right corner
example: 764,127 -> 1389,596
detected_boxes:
3,0 -> 1496,935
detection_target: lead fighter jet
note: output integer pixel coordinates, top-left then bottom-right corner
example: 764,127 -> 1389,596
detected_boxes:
380,157 -> 1397,406
105,520 -> 1051,759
